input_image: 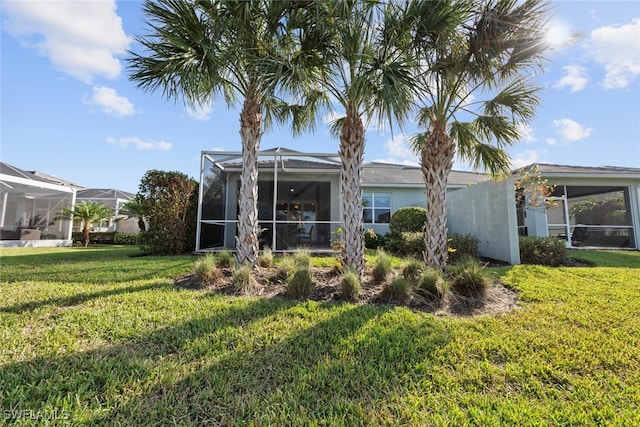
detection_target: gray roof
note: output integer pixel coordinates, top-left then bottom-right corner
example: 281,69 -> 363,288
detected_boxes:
518,163 -> 640,178
0,162 -> 56,185
363,162 -> 490,186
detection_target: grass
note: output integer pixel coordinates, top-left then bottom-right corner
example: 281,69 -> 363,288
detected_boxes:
1,246 -> 639,425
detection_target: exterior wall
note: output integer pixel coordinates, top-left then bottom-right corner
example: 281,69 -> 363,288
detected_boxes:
361,186 -> 424,236
447,177 -> 520,264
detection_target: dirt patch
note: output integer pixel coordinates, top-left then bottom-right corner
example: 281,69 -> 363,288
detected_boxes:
175,266 -> 519,317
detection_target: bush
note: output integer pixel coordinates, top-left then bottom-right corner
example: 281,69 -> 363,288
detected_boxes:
286,267 -> 315,299
364,229 -> 382,249
449,256 -> 489,297
258,247 -> 273,268
448,233 -> 479,263
402,259 -> 424,284
415,268 -> 447,301
382,276 -> 412,302
232,265 -> 259,295
216,250 -> 236,268
372,249 -> 392,284
385,232 -> 424,256
389,207 -> 427,234
194,254 -> 222,288
340,270 -> 361,302
519,236 -> 569,266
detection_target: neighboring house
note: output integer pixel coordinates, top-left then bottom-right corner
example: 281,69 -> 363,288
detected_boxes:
196,147 -> 492,251
516,164 -> 640,250
196,148 -> 640,264
75,189 -> 138,233
0,162 -> 76,247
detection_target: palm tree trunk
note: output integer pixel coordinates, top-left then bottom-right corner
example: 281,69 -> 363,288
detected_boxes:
420,128 -> 455,272
236,93 -> 263,267
339,108 -> 366,276
82,223 -> 90,248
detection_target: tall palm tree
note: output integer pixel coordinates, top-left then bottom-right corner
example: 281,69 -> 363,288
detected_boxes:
408,0 -> 552,271
296,0 -> 455,276
55,201 -> 114,247
128,0 -> 316,267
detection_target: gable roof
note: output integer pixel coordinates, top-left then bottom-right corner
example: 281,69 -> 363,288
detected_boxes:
362,162 -> 490,187
0,162 -> 76,193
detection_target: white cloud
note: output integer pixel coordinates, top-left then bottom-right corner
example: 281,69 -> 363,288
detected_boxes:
545,19 -> 576,48
585,18 -> 640,89
186,100 -> 213,121
384,134 -> 415,159
370,157 -> 420,167
510,150 -> 541,169
3,0 -> 130,83
552,118 -> 592,142
517,123 -> 537,143
554,65 -> 588,93
84,86 -> 134,117
107,137 -> 172,151
546,138 -> 557,145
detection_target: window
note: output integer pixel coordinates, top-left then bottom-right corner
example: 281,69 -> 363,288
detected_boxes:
363,193 -> 391,224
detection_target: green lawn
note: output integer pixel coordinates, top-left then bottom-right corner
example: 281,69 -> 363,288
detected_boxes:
1,246 -> 639,426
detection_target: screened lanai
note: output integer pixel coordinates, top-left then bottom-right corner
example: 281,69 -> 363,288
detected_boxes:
197,147 -> 343,252
0,162 -> 76,247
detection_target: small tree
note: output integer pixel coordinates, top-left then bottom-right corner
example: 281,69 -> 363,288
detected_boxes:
118,195 -> 148,231
55,201 -> 113,247
137,170 -> 198,255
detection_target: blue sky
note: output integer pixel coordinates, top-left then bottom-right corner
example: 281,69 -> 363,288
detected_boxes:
2,1 -> 639,194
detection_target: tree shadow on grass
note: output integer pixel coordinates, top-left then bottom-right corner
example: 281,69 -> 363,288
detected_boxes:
90,303 -> 451,426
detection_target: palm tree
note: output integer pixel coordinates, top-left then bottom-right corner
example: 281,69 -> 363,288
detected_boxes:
407,0 -> 552,271
128,1 -> 316,267
118,195 -> 148,232
296,0 -> 453,276
55,201 -> 114,247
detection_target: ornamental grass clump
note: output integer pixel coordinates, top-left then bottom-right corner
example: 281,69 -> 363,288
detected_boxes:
276,256 -> 297,282
216,250 -> 235,268
415,268 -> 447,302
258,246 -> 274,268
232,264 -> 259,295
402,259 -> 424,285
293,250 -> 311,269
383,276 -> 412,302
449,256 -> 490,297
340,270 -> 361,302
286,267 -> 315,299
193,254 -> 222,288
372,249 -> 393,284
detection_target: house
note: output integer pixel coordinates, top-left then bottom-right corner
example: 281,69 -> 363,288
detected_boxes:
516,164 -> 640,250
196,147 -> 494,251
196,148 -> 640,264
75,189 -> 138,233
0,162 -> 76,247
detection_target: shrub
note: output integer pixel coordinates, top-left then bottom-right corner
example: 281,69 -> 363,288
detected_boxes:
232,264 -> 259,295
113,233 -> 139,245
216,250 -> 235,268
389,207 -> 427,234
385,232 -> 424,256
449,256 -> 489,297
258,247 -> 273,268
519,236 -> 569,266
402,259 -> 424,284
340,270 -> 361,302
286,267 -> 315,299
448,233 -> 479,263
382,276 -> 412,302
415,268 -> 447,301
372,249 -> 392,284
364,229 -> 382,249
293,250 -> 311,269
193,254 -> 222,288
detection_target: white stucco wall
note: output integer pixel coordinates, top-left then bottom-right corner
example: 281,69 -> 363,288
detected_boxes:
446,177 -> 520,264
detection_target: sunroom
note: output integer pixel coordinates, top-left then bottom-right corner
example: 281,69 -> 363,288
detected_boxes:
196,147 -> 343,252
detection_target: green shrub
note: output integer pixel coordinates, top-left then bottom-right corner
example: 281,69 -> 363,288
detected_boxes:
389,207 -> 427,234
519,236 -> 569,266
372,249 -> 393,284
449,256 -> 489,296
258,247 -> 274,268
385,232 -> 425,256
415,268 -> 447,300
364,229 -> 382,249
286,267 -> 315,299
232,264 -> 259,295
448,233 -> 479,263
402,259 -> 424,284
382,276 -> 412,302
113,233 -> 139,245
194,254 -> 222,288
216,250 -> 236,268
340,270 -> 361,302
293,250 -> 311,269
